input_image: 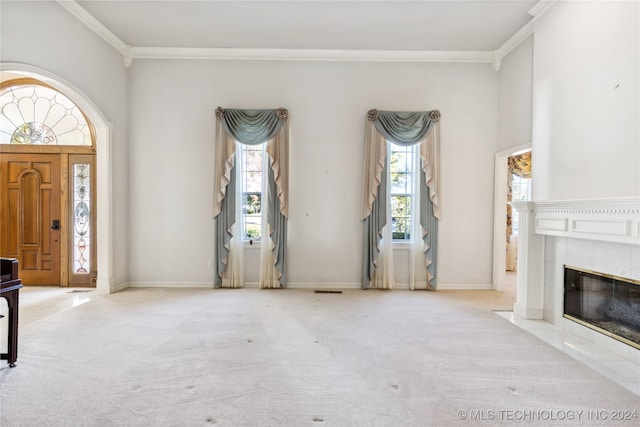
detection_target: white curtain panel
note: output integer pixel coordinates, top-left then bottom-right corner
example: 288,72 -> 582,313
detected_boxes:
259,150 -> 280,289
373,225 -> 395,289
221,154 -> 245,288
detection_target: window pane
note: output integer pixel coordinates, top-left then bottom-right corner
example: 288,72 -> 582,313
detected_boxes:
244,216 -> 261,239
391,195 -> 411,218
388,142 -> 416,242
392,217 -> 411,240
245,172 -> 262,192
512,174 -> 531,201
0,84 -> 92,145
390,172 -> 408,193
243,193 -> 261,215
245,148 -> 263,172
391,196 -> 412,240
390,150 -> 407,172
239,142 -> 265,240
243,193 -> 261,239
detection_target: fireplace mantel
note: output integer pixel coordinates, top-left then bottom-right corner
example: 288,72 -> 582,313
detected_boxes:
533,198 -> 640,246
510,197 -> 640,359
510,198 -> 640,321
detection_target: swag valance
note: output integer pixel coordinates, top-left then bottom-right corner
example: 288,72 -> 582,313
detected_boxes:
508,151 -> 532,179
214,107 -> 289,288
362,109 -> 441,290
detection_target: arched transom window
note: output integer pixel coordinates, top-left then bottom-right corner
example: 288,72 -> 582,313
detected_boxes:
0,79 -> 94,146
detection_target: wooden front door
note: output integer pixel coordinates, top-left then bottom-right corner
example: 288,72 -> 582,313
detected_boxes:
0,153 -> 61,285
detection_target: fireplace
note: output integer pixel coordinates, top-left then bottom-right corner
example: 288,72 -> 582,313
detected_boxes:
564,266 -> 640,349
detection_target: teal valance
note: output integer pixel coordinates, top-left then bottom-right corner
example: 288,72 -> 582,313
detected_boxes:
215,107 -> 288,145
368,109 -> 440,146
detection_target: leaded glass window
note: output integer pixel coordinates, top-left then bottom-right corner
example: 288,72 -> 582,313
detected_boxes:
0,80 -> 93,146
73,164 -> 91,273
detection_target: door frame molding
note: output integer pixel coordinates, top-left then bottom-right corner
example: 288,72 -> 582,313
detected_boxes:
492,143 -> 530,291
1,63 -> 115,295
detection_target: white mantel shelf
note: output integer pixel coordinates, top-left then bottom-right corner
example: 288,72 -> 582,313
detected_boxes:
513,198 -> 640,246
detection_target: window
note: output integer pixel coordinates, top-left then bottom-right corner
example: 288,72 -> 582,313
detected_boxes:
239,142 -> 265,240
389,142 -> 416,241
511,174 -> 531,201
0,80 -> 93,146
511,174 -> 531,235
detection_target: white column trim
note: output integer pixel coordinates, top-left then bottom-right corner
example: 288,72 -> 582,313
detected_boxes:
511,201 -> 545,319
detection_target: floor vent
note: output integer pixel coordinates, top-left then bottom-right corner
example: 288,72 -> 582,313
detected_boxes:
314,290 -> 342,294
67,290 -> 93,293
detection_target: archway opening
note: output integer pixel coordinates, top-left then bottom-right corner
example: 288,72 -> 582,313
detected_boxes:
1,63 -> 113,295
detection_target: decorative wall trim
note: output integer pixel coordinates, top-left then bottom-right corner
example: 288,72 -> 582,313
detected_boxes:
131,47 -> 494,63
493,22 -> 533,71
492,0 -> 557,71
56,0 -> 131,64
536,218 -> 568,232
533,198 -> 640,245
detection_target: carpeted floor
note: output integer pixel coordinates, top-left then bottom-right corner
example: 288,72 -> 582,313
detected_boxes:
1,287 -> 638,426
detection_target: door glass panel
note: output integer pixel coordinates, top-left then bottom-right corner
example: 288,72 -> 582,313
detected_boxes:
73,164 -> 91,273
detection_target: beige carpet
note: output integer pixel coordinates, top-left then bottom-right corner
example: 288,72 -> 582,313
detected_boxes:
1,287 -> 638,426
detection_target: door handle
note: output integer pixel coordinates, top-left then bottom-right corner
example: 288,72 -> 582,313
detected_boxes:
51,219 -> 60,230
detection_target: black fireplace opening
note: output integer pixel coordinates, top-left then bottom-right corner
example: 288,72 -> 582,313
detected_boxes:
564,266 -> 640,349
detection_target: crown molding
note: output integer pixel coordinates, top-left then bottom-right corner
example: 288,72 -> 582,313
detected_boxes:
56,0 -> 556,68
130,47 -> 494,63
56,1 -> 131,66
493,0 -> 557,71
528,0 -> 558,20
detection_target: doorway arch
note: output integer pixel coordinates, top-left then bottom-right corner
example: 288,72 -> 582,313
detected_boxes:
1,62 -> 114,295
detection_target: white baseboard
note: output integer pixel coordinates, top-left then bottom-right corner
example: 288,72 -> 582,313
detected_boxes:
111,282 -> 129,293
286,282 -> 361,289
126,281 -> 215,288
436,283 -> 494,290
121,281 -> 493,291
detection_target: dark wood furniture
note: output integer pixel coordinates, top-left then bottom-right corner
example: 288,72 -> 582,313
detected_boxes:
1,258 -> 22,367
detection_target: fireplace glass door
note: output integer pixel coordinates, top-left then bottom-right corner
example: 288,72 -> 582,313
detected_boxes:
564,266 -> 640,349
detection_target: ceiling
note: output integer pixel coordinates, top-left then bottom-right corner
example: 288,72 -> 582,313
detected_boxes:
76,1 -> 539,52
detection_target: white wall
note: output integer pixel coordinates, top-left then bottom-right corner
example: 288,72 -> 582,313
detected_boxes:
0,1 -> 129,286
128,60 -> 498,287
532,0 -> 640,201
497,35 -> 533,152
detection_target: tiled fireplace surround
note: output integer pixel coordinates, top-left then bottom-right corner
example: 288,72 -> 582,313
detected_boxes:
511,198 -> 640,362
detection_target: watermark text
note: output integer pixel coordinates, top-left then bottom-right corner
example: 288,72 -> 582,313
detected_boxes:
456,409 -> 638,422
